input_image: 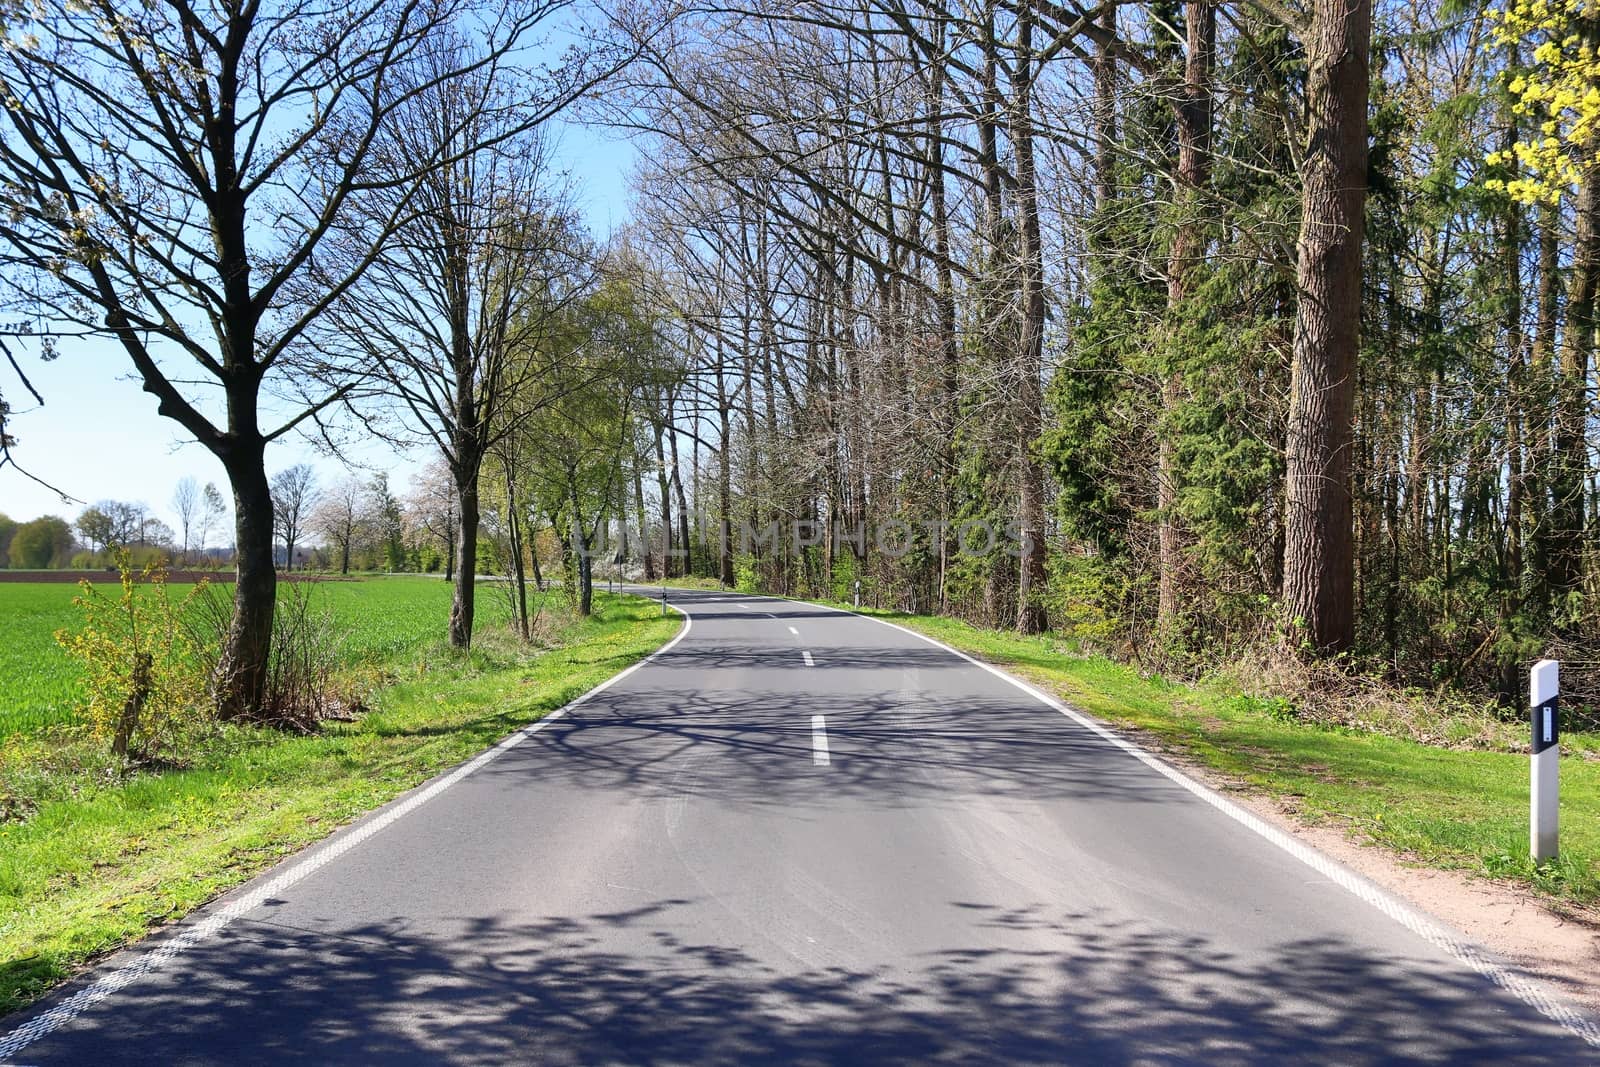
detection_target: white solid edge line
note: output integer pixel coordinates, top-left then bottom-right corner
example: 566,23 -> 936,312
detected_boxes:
742,591 -> 1600,1049
812,714 -> 830,765
0,602 -> 695,1064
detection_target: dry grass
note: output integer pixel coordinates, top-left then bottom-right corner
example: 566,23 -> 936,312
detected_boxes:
1210,651 -> 1529,753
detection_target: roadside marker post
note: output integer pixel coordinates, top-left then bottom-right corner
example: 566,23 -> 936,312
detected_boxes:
853,579 -> 861,609
1531,659 -> 1560,864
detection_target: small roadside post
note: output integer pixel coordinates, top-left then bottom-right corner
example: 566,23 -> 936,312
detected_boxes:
1531,659 -> 1559,864
853,579 -> 861,609
661,580 -> 667,617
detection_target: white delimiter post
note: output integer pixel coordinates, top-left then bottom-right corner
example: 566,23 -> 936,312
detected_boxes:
1530,659 -> 1560,864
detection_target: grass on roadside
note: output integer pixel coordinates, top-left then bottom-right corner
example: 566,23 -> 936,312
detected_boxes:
0,591 -> 679,1019
822,600 -> 1600,909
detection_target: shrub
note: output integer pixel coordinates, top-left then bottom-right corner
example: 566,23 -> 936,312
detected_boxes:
188,579 -> 361,729
734,553 -> 759,593
54,553 -> 213,761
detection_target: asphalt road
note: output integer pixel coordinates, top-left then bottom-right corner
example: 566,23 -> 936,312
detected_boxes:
4,588 -> 1596,1064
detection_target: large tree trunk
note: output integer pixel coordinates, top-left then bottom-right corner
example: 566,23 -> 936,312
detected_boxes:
1092,5 -> 1117,209
1500,78 -> 1527,699
1012,0 -> 1048,635
1157,0 -> 1215,641
634,460 -> 657,581
1529,202 -> 1561,604
569,489 -> 594,616
716,344 -> 736,587
1550,165 -> 1599,602
653,421 -> 675,577
217,444 -> 276,720
671,432 -> 692,577
450,473 -> 479,649
1281,0 -> 1371,655
932,125 -> 959,611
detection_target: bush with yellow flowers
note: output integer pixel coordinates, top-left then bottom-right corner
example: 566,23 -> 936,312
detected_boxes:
54,551 -> 215,762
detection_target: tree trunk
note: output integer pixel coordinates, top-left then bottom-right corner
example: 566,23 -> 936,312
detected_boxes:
530,514 -> 545,591
1280,0 -> 1370,655
1012,0 -> 1048,635
654,421 -> 675,578
444,512 -> 456,583
509,509 -> 529,639
1550,165 -> 1598,602
1500,87 -> 1527,696
216,446 -> 276,720
569,492 -> 594,616
1157,0 -> 1215,641
450,474 -> 479,649
716,343 -> 736,587
634,459 -> 656,581
505,462 -> 529,639
1092,5 -> 1117,209
1529,202 -> 1561,605
672,442 -> 692,577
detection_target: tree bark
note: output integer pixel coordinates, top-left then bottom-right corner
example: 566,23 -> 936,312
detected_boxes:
1013,0 -> 1049,634
217,442 -> 276,720
1281,0 -> 1371,655
570,484 -> 594,616
653,420 -> 676,577
450,473 -> 479,648
1092,5 -> 1117,210
1550,164 -> 1598,602
1158,0 -> 1215,641
634,458 -> 657,581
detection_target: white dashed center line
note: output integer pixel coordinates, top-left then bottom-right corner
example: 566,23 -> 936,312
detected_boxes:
811,715 -> 830,765
788,626 -> 799,636
801,650 -> 814,667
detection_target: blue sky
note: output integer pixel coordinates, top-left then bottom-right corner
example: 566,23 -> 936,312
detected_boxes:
0,119 -> 639,535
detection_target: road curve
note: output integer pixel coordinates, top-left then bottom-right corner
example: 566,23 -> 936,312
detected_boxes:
3,587 -> 1595,1064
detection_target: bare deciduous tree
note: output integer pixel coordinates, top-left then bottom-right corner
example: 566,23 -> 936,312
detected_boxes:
172,477 -> 200,565
307,46 -> 611,648
271,465 -> 319,572
0,0 -> 588,716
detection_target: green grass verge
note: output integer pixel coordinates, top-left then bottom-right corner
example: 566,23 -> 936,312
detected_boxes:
819,600 -> 1600,908
0,591 -> 678,1018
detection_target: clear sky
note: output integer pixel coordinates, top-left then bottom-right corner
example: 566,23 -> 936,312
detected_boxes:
0,118 -> 638,535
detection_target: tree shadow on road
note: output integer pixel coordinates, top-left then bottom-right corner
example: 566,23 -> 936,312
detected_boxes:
13,897 -> 1578,1065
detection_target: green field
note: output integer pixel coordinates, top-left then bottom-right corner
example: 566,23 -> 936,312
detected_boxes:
0,584 -> 84,735
0,576 -> 510,736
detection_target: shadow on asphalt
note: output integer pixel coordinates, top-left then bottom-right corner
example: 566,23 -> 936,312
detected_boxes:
23,897 -> 1566,1065
491,681 -> 1176,809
